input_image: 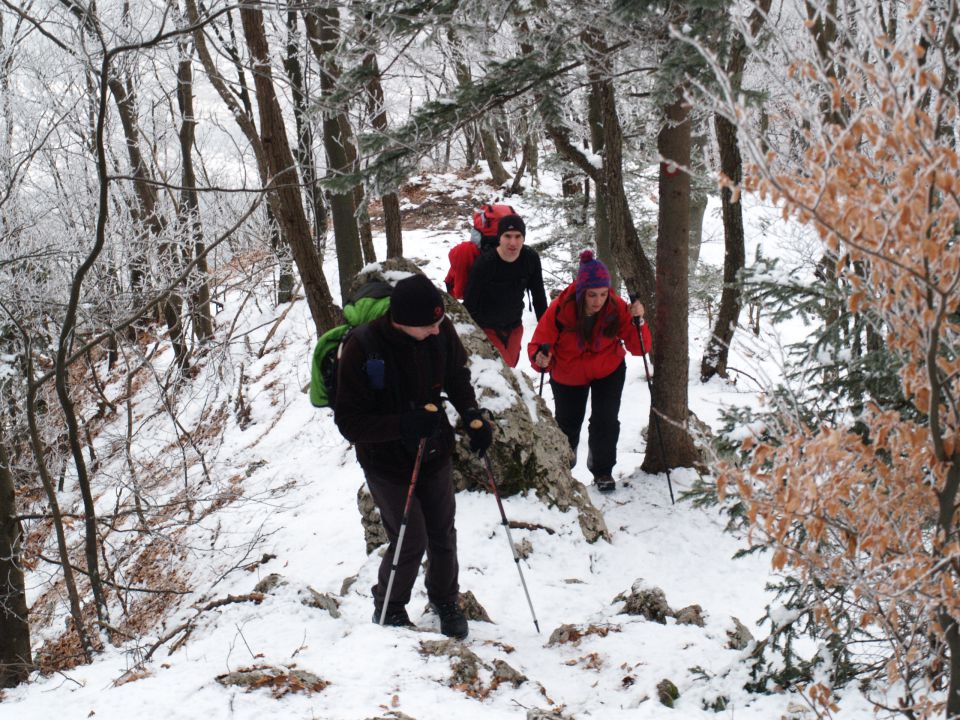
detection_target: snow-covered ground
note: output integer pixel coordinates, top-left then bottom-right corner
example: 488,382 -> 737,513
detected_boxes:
6,175 -> 877,719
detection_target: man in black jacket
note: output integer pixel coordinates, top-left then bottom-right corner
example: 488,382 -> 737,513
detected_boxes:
334,274 -> 492,639
463,214 -> 547,367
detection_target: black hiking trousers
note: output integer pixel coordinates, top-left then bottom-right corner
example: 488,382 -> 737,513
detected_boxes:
550,361 -> 626,478
365,458 -> 459,611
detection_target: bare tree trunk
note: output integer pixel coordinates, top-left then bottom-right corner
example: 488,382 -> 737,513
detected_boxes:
21,343 -> 93,659
585,30 -> 618,291
687,129 -> 708,268
340,116 -> 377,264
186,0 -> 339,332
175,37 -> 214,344
596,75 -> 655,311
46,31 -> 117,635
359,41 -> 403,257
239,3 -> 340,333
642,90 -> 697,472
700,113 -> 745,381
303,6 -> 364,303
700,0 -> 770,382
284,10 -> 327,245
524,115 -> 540,186
0,437 -> 31,687
479,122 -> 512,187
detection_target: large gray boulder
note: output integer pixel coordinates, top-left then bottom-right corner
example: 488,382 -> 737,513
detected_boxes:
349,258 -> 609,544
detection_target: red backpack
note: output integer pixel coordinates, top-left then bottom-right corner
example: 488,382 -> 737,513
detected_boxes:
471,203 -> 516,250
445,203 -> 516,299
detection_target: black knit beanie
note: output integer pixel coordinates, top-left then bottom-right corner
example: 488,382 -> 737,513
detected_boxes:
390,275 -> 445,327
497,214 -> 526,241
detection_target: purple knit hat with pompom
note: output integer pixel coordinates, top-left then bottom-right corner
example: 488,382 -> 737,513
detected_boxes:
575,249 -> 611,302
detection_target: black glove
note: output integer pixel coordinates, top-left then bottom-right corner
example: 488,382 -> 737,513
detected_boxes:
401,406 -> 441,442
463,408 -> 493,456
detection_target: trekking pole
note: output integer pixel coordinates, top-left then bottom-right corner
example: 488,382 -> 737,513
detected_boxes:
380,404 -> 436,625
633,317 -> 675,505
536,343 -> 550,397
472,434 -> 541,633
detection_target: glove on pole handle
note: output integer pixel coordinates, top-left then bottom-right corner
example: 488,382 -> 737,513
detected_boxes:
480,454 -> 541,634
536,343 -> 550,397
379,404 -> 437,625
633,318 -> 675,505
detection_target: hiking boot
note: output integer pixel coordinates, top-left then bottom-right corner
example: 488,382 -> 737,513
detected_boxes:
432,600 -> 468,640
594,475 -> 615,493
372,604 -> 414,628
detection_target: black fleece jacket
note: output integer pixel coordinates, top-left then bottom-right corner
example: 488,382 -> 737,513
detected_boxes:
463,246 -> 547,331
333,315 -> 478,479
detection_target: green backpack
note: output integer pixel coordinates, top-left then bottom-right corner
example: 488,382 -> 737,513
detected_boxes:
309,281 -> 392,408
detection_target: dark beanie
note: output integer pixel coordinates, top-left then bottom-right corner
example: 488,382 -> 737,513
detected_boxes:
575,249 -> 612,302
390,275 -> 445,327
497,214 -> 526,241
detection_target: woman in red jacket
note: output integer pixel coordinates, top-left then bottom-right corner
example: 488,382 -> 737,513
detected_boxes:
528,250 -> 651,493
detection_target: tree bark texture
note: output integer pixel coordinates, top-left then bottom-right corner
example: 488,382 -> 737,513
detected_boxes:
175,42 -> 214,344
0,439 -> 31,687
284,10 -> 328,247
240,3 -> 340,334
642,91 -> 697,473
25,354 -> 92,658
303,7 -> 364,304
340,115 -> 377,264
479,121 -> 512,187
596,75 -> 655,311
699,0 -> 770,382
361,49 -> 403,257
700,113 -> 745,381
585,32 -> 618,292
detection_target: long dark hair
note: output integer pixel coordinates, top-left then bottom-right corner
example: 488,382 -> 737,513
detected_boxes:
574,291 -> 618,346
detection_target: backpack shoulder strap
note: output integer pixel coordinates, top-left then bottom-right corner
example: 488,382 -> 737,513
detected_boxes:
350,322 -> 380,358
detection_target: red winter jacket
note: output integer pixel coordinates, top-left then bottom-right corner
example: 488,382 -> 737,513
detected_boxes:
527,283 -> 652,386
444,241 -> 480,299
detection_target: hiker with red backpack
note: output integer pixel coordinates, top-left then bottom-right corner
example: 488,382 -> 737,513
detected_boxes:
444,204 -> 515,299
528,250 -> 650,494
333,274 -> 493,639
463,214 -> 547,367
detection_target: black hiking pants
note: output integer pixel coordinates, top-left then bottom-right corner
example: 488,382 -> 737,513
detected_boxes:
365,458 -> 459,611
550,361 -> 626,478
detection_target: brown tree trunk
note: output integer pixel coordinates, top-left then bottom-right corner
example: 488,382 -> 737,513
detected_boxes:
360,47 -> 403,257
341,116 -> 377,264
186,0 -> 337,331
479,122 -> 512,187
585,30 -> 618,292
303,6 -> 364,303
700,0 -> 770,382
688,129 -> 708,267
284,10 -> 327,247
538,25 -> 654,312
700,113 -> 745,381
175,41 -> 214,344
239,3 -> 340,333
641,90 -> 697,473
23,348 -> 92,658
0,438 -> 31,687
596,74 -> 655,311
